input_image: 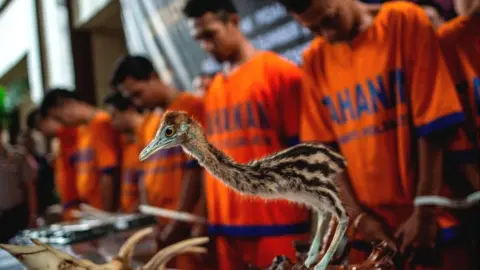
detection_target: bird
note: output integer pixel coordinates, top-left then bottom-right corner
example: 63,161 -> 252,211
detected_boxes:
139,111 -> 349,270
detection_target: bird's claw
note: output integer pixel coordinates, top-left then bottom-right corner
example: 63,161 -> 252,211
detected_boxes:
304,253 -> 318,268
313,259 -> 329,270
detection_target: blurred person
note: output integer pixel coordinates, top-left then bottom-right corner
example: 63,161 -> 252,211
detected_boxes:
183,0 -> 311,268
438,0 -> 480,190
277,0 -> 470,269
30,111 -> 81,220
110,56 -> 204,270
22,110 -> 58,218
418,0 -> 447,28
0,123 -> 37,243
40,88 -> 121,212
104,92 -> 144,213
453,0 -> 480,14
437,1 -> 480,265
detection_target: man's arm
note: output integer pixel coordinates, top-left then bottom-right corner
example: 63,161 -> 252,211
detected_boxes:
176,167 -> 204,216
95,120 -> 121,212
395,135 -> 446,252
25,179 -> 38,226
101,169 -> 120,212
336,171 -> 397,249
160,166 -> 204,244
395,5 -> 466,252
21,152 -> 38,227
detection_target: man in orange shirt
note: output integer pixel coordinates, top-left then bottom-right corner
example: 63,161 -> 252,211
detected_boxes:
277,0 -> 470,269
437,0 -> 480,191
104,92 -> 144,213
40,88 -> 121,212
183,0 -> 311,268
27,109 -> 81,220
438,1 -> 480,265
110,56 -> 204,269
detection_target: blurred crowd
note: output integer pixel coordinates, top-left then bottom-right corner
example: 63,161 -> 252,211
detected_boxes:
1,0 -> 479,269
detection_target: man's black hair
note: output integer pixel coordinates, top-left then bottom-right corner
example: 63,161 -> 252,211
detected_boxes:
40,88 -> 79,117
26,108 -> 41,130
276,0 -> 312,14
103,91 -> 135,112
110,55 -> 155,89
183,0 -> 237,18
104,91 -> 144,114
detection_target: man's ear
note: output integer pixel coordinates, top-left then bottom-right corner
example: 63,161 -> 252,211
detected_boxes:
229,13 -> 240,27
149,72 -> 159,80
62,99 -> 74,108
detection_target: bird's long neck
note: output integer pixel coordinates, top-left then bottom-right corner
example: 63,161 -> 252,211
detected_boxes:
182,138 -> 248,189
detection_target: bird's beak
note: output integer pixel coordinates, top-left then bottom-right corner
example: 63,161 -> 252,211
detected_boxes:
139,136 -> 168,161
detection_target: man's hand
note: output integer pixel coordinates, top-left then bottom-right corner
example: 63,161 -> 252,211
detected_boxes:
191,223 -> 207,238
158,221 -> 189,246
356,214 -> 397,250
395,207 -> 437,253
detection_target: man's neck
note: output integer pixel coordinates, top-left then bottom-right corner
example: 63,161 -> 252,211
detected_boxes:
346,2 -> 377,44
123,131 -> 136,144
79,104 -> 97,125
161,86 -> 180,109
132,114 -> 144,130
224,38 -> 257,74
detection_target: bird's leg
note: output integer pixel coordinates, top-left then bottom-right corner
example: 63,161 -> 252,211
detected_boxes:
304,211 -> 329,267
320,212 -> 333,255
314,217 -> 349,270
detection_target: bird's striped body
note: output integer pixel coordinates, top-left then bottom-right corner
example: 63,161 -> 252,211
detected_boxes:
139,111 -> 350,270
202,142 -> 347,219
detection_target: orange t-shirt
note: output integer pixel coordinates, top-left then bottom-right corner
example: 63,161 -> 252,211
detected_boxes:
301,2 -> 463,239
72,111 -> 120,210
55,127 -> 81,210
139,94 -> 204,219
438,15 -> 480,163
120,136 -> 141,213
204,51 -> 310,237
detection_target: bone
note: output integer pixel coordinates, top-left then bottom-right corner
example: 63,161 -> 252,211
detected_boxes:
141,237 -> 209,270
0,241 -> 91,270
157,246 -> 207,270
118,227 -> 155,261
138,205 -> 207,224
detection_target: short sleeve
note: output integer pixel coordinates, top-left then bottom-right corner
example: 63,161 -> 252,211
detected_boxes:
437,30 -> 465,88
405,9 -> 465,137
437,22 -> 478,162
265,53 -> 303,147
299,54 -> 337,144
94,121 -> 120,174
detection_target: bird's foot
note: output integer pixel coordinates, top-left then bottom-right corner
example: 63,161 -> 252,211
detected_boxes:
313,258 -> 329,270
304,239 -> 320,267
304,253 -> 318,268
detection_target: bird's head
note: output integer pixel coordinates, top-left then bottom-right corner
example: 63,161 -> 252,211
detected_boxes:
139,110 -> 200,161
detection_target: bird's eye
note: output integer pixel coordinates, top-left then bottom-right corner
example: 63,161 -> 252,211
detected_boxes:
165,127 -> 175,137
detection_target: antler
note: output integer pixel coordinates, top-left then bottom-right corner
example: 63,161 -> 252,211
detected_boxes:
117,227 -> 155,263
156,246 -> 207,270
141,237 -> 209,270
0,230 -> 209,270
0,239 -> 95,270
0,227 -> 155,270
